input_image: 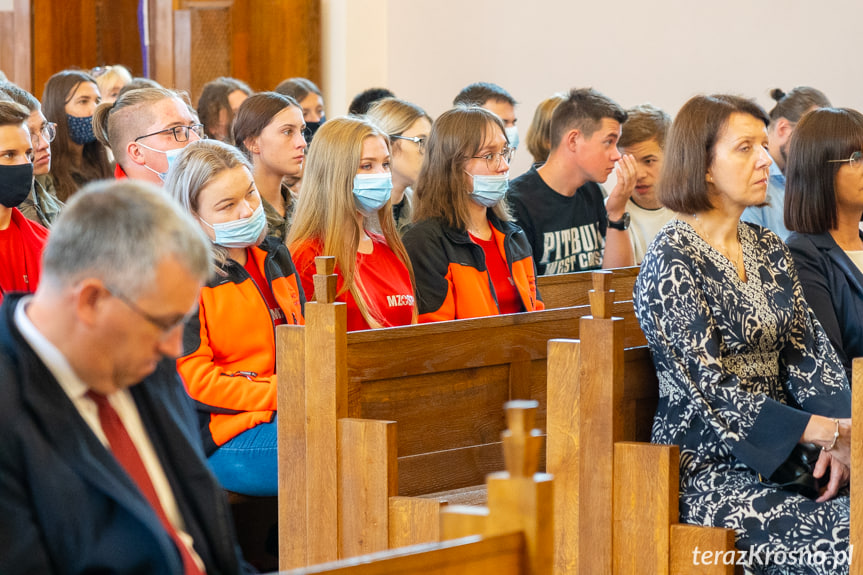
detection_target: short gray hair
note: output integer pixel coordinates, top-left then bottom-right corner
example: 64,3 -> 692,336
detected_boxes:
42,180 -> 212,297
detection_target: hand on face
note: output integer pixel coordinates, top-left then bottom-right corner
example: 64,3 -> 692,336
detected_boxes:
606,154 -> 637,218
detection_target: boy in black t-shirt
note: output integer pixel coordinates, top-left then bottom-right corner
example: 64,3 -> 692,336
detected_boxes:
508,88 -> 636,275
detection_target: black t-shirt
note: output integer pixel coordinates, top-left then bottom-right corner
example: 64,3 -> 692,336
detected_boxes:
507,166 -> 607,275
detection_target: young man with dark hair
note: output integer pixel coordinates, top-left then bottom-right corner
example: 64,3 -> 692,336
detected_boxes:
617,104 -> 673,263
454,81 -> 520,150
507,87 -> 636,274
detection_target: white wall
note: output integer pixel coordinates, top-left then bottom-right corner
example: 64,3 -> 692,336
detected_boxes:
0,0 -> 12,11
324,0 -> 860,177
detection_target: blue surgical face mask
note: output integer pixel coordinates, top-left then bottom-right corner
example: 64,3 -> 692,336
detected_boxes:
505,126 -> 520,150
199,203 -> 267,248
138,143 -> 186,182
470,173 -> 509,208
67,114 -> 97,145
353,173 -> 393,216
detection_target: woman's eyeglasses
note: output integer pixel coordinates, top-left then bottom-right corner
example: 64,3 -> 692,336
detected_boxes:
31,122 -> 57,144
390,135 -> 426,154
827,151 -> 863,168
472,147 -> 514,171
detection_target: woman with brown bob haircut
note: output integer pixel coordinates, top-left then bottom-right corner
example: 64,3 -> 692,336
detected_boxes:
403,106 -> 543,322
785,107 -> 863,382
635,94 -> 851,573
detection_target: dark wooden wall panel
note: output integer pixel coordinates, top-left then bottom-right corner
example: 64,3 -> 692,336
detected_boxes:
231,0 -> 320,92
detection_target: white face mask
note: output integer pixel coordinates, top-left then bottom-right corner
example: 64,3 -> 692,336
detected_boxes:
137,142 -> 185,182
505,126 -> 520,150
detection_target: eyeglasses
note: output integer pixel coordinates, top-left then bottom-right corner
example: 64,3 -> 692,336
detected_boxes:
31,122 -> 57,144
135,124 -> 205,143
90,65 -> 112,78
828,151 -> 863,168
472,146 -> 514,171
390,135 -> 426,154
106,285 -> 188,335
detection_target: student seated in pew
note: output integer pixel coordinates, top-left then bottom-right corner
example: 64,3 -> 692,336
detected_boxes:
275,77 -> 326,145
197,76 -> 252,143
0,101 -> 48,306
525,93 -> 566,166
42,70 -> 113,202
0,82 -> 63,228
94,86 -> 203,183
507,88 -> 636,275
785,107 -> 863,382
364,97 -> 432,233
453,82 -> 520,153
348,86 -> 395,116
616,104 -> 673,264
634,94 -> 851,574
288,116 -> 417,330
91,64 -> 133,105
232,92 -> 307,241
402,106 -> 543,322
167,140 -> 305,496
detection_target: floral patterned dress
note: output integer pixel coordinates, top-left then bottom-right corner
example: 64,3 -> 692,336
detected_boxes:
634,219 -> 851,575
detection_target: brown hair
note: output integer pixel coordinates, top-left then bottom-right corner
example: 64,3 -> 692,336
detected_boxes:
549,88 -> 627,152
525,93 -> 565,164
619,104 -> 672,150
197,76 -> 253,141
232,92 -> 301,159
413,106 -> 510,230
42,70 -> 112,201
769,87 -> 831,123
658,94 -> 769,214
453,82 -> 516,107
785,107 -> 863,234
0,101 -> 29,127
274,77 -> 321,102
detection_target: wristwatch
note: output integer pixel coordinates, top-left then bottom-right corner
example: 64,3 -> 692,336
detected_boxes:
607,212 -> 630,231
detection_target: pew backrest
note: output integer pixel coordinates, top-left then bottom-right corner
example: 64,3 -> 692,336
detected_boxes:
537,266 -> 640,309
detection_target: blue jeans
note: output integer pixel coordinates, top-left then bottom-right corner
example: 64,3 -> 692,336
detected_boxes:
207,416 -> 278,496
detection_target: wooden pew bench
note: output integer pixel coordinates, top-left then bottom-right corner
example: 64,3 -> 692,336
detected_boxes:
537,265 -> 639,309
280,402 -> 552,575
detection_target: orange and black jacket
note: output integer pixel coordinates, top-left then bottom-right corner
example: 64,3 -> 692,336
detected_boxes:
402,213 -> 544,323
178,236 -> 305,455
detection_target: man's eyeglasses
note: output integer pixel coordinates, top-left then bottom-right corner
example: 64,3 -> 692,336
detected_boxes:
472,146 -> 514,171
828,151 -> 863,169
31,122 -> 57,144
390,135 -> 426,154
105,286 -> 188,335
135,124 -> 205,144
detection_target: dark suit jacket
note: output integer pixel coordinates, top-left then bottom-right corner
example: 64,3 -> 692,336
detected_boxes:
786,231 -> 863,380
0,294 -> 250,574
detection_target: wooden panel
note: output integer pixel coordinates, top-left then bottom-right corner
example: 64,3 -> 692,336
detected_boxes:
173,9 -> 192,93
278,324 -> 308,569
11,0 -> 31,91
388,497 -> 443,548
441,505 -> 489,540
397,441 -> 547,497
94,0 -> 143,74
231,0 -> 321,91
537,266 -> 640,309
279,533 -> 526,575
338,419 -> 397,559
622,346 -> 660,442
613,442 -> 678,574
851,357 -> 863,575
0,12 -> 14,83
189,6 -> 231,102
32,0 -> 98,98
305,300 -> 349,565
150,0 -> 176,88
546,339 -> 580,575
669,525 -> 736,575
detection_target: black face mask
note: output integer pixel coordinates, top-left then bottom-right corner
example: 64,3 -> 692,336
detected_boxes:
0,163 -> 33,208
304,115 -> 326,145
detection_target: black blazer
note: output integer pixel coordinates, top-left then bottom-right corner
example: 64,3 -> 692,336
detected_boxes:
0,294 -> 251,574
786,231 -> 863,380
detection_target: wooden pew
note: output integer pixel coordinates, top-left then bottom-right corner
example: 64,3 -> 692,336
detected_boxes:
537,266 -> 640,309
546,272 -> 735,574
280,401 -> 552,575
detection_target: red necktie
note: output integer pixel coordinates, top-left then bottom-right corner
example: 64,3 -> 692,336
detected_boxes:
87,391 -> 205,575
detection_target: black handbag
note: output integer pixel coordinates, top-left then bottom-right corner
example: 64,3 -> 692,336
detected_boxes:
761,443 -> 822,499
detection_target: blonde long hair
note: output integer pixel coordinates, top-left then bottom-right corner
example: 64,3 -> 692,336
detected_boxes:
288,116 -> 417,327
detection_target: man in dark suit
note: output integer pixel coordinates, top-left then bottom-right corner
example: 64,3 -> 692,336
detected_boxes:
0,180 -> 251,574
